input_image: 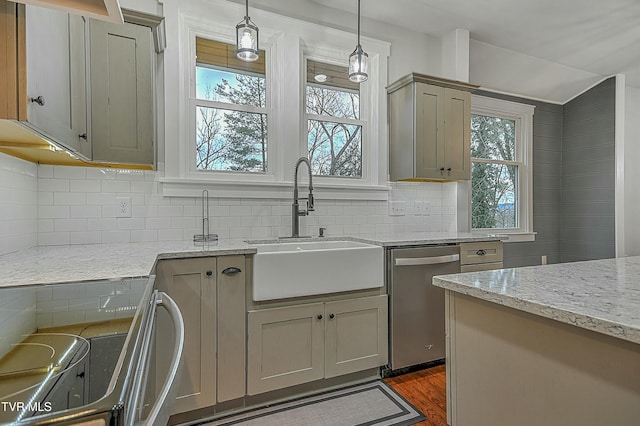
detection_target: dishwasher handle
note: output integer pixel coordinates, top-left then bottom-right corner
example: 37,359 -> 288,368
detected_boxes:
395,253 -> 460,266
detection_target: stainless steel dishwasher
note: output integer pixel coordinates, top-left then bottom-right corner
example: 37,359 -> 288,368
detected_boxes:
388,244 -> 460,371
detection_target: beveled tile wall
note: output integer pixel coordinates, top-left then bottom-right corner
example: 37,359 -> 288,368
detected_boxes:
35,165 -> 458,245
35,277 -> 148,329
0,153 -> 38,255
0,286 -> 36,358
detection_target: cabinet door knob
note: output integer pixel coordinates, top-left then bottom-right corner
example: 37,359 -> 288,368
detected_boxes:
439,167 -> 445,171
447,167 -> 452,172
222,267 -> 242,275
329,313 -> 335,319
79,133 -> 87,140
317,314 -> 323,320
205,270 -> 213,276
30,96 -> 45,106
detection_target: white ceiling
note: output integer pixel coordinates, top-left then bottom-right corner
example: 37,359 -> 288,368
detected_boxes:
315,0 -> 640,94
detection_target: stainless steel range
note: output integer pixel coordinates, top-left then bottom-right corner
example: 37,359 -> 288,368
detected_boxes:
0,276 -> 184,425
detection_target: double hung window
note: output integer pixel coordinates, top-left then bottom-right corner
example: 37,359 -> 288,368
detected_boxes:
305,60 -> 364,178
470,96 -> 534,237
194,37 -> 268,173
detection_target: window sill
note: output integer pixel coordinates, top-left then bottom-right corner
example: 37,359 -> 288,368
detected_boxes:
160,178 -> 391,201
485,232 -> 537,243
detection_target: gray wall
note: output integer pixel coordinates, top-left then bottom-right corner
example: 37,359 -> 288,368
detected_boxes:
561,77 -> 616,262
475,91 -> 563,268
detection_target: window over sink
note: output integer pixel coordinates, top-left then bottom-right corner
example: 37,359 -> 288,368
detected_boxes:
195,38 -> 268,173
161,0 -> 390,200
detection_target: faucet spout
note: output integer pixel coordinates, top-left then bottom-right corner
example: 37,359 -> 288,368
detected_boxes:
292,157 -> 314,238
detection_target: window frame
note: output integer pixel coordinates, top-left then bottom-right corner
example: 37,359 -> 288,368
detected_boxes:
470,95 -> 535,241
161,0 -> 391,200
193,56 -> 270,174
303,56 -> 367,182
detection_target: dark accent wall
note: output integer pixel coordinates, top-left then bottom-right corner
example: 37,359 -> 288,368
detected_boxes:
475,90 -> 563,268
561,77 -> 616,262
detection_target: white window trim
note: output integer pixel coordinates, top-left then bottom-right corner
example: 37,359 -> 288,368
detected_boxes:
160,0 -> 391,200
470,95 -> 535,241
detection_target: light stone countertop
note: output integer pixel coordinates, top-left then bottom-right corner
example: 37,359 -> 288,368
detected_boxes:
0,232 -> 501,287
433,256 -> 640,345
0,240 -> 255,287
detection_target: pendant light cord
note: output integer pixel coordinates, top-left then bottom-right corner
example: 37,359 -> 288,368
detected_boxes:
245,0 -> 249,19
357,0 -> 361,46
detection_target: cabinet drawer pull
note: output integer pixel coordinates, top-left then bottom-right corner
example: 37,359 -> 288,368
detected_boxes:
476,249 -> 487,256
222,267 -> 242,275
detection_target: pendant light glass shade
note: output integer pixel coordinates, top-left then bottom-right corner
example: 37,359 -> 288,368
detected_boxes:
348,0 -> 368,83
349,45 -> 369,83
236,0 -> 259,62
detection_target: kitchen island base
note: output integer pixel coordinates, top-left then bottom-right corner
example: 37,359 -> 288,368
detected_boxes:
445,292 -> 640,426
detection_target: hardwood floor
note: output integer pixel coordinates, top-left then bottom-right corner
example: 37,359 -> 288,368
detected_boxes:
384,364 -> 448,426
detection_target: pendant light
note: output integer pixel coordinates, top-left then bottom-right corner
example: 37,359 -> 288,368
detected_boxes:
236,0 -> 259,62
348,0 -> 368,83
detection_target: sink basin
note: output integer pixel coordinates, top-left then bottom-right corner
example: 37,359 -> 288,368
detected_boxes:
252,240 -> 384,301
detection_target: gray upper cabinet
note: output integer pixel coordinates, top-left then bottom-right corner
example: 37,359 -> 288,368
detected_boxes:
89,19 -> 153,164
20,5 -> 161,167
388,73 -> 477,181
24,6 -> 88,155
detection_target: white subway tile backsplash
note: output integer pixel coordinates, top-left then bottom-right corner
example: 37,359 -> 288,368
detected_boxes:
54,218 -> 87,232
87,218 -> 117,231
53,166 -> 87,179
38,205 -> 70,219
39,178 -> 70,192
87,192 -> 117,206
54,192 -> 87,205
69,179 -> 102,193
101,230 -> 131,244
38,232 -> 70,246
13,162 -> 461,247
69,231 -> 102,245
70,205 -> 102,218
101,180 -> 131,193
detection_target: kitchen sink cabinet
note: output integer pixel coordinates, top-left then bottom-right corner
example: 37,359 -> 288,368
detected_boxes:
247,294 -> 388,395
388,73 -> 477,181
155,255 -> 246,416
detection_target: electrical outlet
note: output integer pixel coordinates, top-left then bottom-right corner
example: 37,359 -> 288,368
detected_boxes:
388,201 -> 406,216
541,255 -> 548,265
116,197 -> 131,218
414,201 -> 423,216
423,201 -> 431,216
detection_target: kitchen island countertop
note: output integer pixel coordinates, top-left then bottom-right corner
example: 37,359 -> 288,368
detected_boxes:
433,256 -> 640,345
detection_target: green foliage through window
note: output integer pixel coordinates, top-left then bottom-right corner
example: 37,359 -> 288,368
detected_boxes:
471,114 -> 518,229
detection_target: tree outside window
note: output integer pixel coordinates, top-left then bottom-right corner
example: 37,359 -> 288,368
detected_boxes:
194,37 -> 267,173
471,114 -> 519,229
306,60 -> 364,178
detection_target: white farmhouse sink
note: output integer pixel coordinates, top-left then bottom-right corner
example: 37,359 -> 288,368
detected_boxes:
252,240 -> 384,301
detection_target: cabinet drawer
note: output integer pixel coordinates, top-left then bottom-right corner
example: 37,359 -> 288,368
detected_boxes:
460,241 -> 503,265
461,262 -> 504,273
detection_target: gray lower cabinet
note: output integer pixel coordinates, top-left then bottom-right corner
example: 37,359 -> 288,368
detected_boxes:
155,255 -> 246,415
247,294 -> 388,395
